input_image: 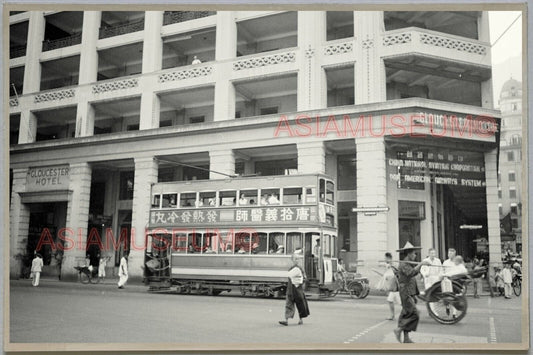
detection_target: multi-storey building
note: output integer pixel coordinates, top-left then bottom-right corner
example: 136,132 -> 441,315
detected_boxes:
497,78 -> 523,254
8,10 -> 501,281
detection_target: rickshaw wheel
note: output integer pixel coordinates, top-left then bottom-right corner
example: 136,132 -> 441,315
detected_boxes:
79,272 -> 90,284
426,283 -> 467,325
348,281 -> 363,299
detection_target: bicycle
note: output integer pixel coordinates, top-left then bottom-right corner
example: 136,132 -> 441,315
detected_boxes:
74,266 -> 99,284
332,270 -> 370,299
512,273 -> 521,296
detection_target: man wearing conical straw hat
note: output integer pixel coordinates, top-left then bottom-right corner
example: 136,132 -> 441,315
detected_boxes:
393,242 -> 430,343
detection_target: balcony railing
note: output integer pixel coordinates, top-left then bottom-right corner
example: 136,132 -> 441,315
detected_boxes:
163,11 -> 216,26
99,18 -> 145,39
10,45 -> 26,59
42,33 -> 82,52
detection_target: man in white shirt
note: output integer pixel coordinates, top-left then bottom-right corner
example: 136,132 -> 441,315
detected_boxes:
31,253 -> 44,287
420,248 -> 442,290
442,248 -> 457,274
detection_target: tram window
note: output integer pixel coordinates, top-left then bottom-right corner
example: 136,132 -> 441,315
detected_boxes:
305,187 -> 316,204
189,233 -> 202,253
235,232 -> 251,254
286,232 -> 303,254
326,181 -> 335,205
323,234 -> 331,257
162,193 -> 177,208
319,179 -> 326,203
269,232 -> 285,254
146,235 -> 153,254
256,232 -> 268,254
180,193 -> 196,208
238,189 -> 258,206
200,191 -> 216,207
172,233 -> 188,253
261,188 -> 280,205
283,188 -> 303,204
220,191 -> 237,206
152,194 -> 161,208
203,233 -> 218,254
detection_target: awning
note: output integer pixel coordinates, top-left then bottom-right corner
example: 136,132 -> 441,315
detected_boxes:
19,190 -> 72,204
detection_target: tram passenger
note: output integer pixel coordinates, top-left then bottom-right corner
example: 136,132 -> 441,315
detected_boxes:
260,194 -> 269,205
276,245 -> 285,254
239,193 -> 248,205
225,244 -> 233,253
195,199 -> 203,207
237,247 -> 247,254
208,198 -> 216,206
188,243 -> 195,253
204,247 -> 215,254
268,193 -> 280,204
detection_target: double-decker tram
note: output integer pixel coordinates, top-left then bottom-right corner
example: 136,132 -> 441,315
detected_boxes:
143,174 -> 338,298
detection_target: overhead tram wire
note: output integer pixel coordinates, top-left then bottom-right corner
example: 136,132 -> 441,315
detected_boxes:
155,157 -> 238,179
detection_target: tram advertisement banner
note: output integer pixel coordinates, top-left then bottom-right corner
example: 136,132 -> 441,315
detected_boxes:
150,206 -> 320,226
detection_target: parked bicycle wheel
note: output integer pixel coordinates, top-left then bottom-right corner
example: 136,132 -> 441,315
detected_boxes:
513,278 -> 521,296
80,272 -> 90,284
348,281 -> 364,299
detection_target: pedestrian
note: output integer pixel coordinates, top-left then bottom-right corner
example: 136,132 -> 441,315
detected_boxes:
472,258 -> 483,298
31,253 -> 44,287
442,248 -> 457,273
393,242 -> 430,343
502,262 -> 514,299
279,250 -> 309,326
118,253 -> 129,289
494,266 -> 504,296
384,252 -> 400,320
98,255 -> 109,283
420,248 -> 442,291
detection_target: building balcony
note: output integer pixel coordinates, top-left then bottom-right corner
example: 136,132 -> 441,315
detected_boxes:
99,18 -> 145,39
163,11 -> 216,26
381,27 -> 491,67
42,33 -> 82,52
10,45 -> 26,59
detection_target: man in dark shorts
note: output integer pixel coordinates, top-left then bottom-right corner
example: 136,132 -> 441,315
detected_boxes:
393,242 -> 430,343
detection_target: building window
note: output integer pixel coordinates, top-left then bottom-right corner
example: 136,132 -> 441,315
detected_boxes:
509,188 -> 516,199
510,204 -> 518,215
512,103 -> 518,111
189,116 -> 205,124
119,171 -> 134,200
127,124 -> 139,131
507,151 -> 514,161
508,171 -> 516,182
498,204 -> 502,216
511,218 -> 518,229
160,120 -> 173,127
259,107 -> 278,115
337,154 -> 356,190
498,189 -> 502,199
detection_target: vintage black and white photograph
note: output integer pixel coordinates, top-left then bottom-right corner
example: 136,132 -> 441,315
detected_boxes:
3,2 -> 528,352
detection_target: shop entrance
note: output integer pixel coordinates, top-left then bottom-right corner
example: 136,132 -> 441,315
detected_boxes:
25,202 -> 67,278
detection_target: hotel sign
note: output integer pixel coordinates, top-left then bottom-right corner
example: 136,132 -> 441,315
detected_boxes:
26,165 -> 70,192
150,206 -> 319,226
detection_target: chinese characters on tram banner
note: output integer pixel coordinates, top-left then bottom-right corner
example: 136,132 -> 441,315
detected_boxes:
150,206 -> 319,226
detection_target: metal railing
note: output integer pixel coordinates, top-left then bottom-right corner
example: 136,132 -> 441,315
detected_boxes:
10,45 -> 26,58
99,18 -> 145,39
163,11 -> 216,26
42,33 -> 82,51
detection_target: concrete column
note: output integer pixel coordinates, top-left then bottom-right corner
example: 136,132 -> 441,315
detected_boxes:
62,162 -> 92,281
297,11 -> 327,111
485,149 -> 502,265
79,11 -> 101,84
209,150 -> 235,179
353,11 -> 386,104
76,11 -> 101,137
355,137 -> 388,280
18,110 -> 37,144
9,168 -> 30,279
297,141 -> 326,174
23,11 -> 45,94
130,157 -> 158,280
140,11 -> 164,130
214,12 -> 237,121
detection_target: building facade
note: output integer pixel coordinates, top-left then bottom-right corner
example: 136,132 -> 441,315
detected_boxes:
8,10 -> 501,281
497,78 -> 523,254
